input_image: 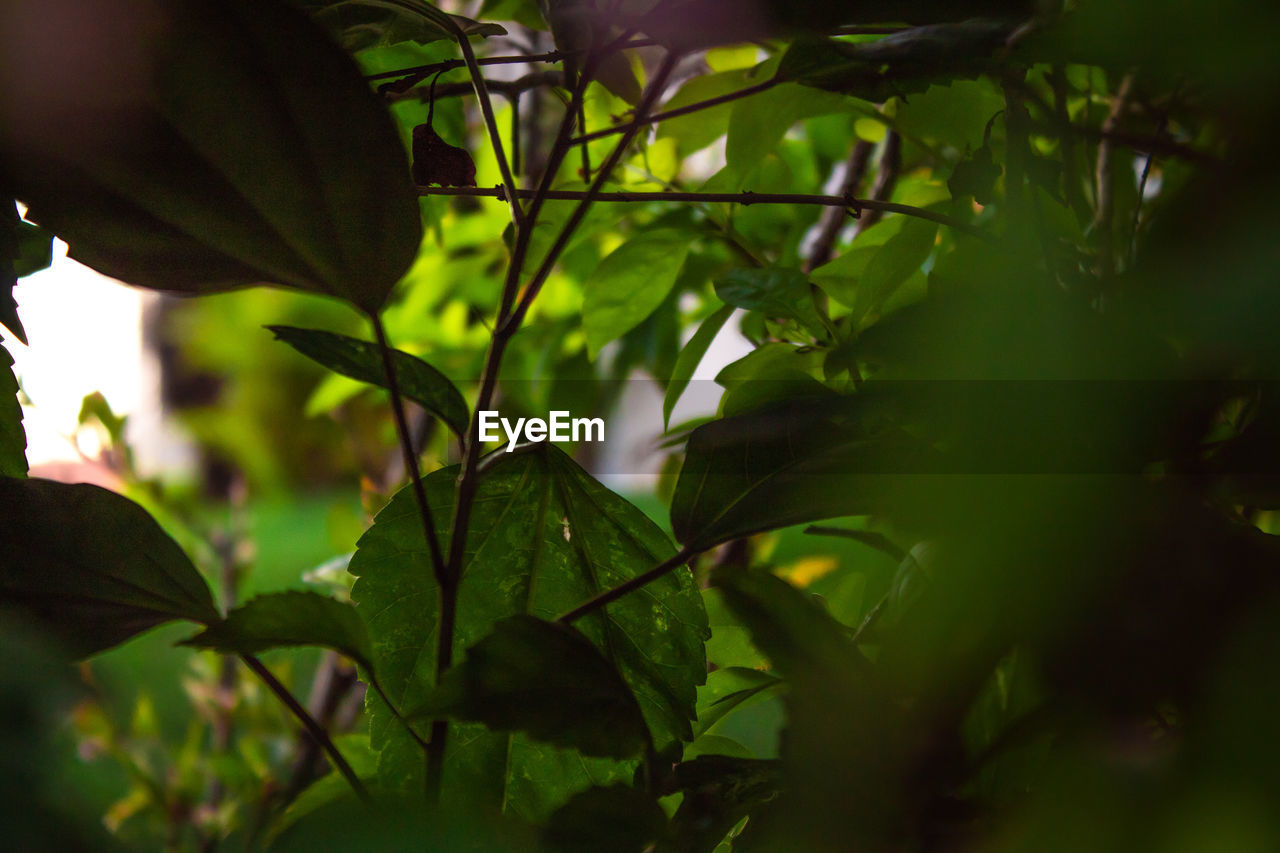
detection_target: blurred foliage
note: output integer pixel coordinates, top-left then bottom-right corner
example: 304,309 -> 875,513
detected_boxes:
2,0 -> 1279,850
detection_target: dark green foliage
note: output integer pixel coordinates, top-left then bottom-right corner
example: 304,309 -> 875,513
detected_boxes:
2,199 -> 53,344
0,338 -> 24,478
183,591 -> 374,669
2,1 -> 1278,849
713,268 -> 825,336
268,325 -> 469,437
413,615 -> 651,759
542,785 -> 668,853
0,0 -> 421,311
349,444 -> 707,815
0,478 -> 218,657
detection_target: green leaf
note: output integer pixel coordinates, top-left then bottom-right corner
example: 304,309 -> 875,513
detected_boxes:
775,22 -> 1015,101
182,591 -> 374,670
725,83 -> 853,176
0,338 -> 26,478
664,303 -> 734,429
694,667 -> 783,738
2,200 -> 53,344
666,754 -> 783,853
0,478 -> 219,657
302,0 -> 506,51
811,218 -> 938,326
1,0 -> 421,312
670,394 -> 924,549
542,785 -> 668,853
713,268 -> 825,335
349,444 -> 707,817
656,68 -> 760,156
415,615 -> 650,759
268,325 -> 469,437
710,568 -> 857,677
584,231 -> 692,359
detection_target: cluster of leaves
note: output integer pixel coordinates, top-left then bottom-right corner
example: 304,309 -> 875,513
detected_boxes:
3,0 -> 1280,850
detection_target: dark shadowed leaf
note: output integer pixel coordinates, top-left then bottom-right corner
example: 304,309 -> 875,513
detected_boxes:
710,568 -> 858,677
301,0 -> 505,51
1,338 -> 25,478
664,302 -> 734,429
349,444 -> 707,818
714,268 -> 825,335
183,591 -> 374,670
414,615 -> 650,759
2,200 -> 53,344
412,123 -> 478,188
0,478 -> 218,657
776,22 -> 1015,101
0,0 -> 421,312
664,755 -> 782,853
269,325 -> 469,437
543,785 -> 668,853
670,394 -> 924,549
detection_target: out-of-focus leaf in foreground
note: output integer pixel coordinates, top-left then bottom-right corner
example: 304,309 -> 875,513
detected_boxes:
0,478 -> 218,658
0,0 -> 421,312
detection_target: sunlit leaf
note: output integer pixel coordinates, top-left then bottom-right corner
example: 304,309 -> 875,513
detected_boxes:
0,478 -> 218,657
664,302 -> 734,429
583,231 -> 692,359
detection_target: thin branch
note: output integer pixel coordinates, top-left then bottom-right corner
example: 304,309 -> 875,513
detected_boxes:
832,24 -> 911,35
457,34 -> 524,226
241,654 -> 371,806
852,130 -> 900,237
385,70 -> 563,104
559,547 -> 697,623
571,78 -> 778,146
370,313 -> 447,587
804,139 -> 873,272
505,53 -> 681,331
367,39 -> 659,84
1094,73 -> 1134,279
416,185 -> 993,242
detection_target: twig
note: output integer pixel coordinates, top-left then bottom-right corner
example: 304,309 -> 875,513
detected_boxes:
505,53 -> 681,331
1049,65 -> 1090,225
559,547 -> 696,623
241,654 -> 371,806
1094,73 -> 1134,279
370,313 -> 447,587
416,185 -> 993,242
456,34 -> 524,226
852,130 -> 900,237
571,78 -> 778,146
365,40 -> 659,83
385,70 -> 563,104
804,140 -> 873,272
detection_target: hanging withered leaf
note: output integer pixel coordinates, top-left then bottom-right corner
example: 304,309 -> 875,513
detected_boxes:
412,123 -> 477,188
